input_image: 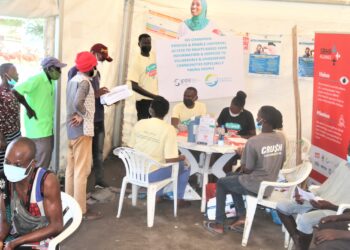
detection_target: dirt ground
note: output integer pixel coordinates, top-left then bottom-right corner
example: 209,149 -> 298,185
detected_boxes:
61,154 -> 287,250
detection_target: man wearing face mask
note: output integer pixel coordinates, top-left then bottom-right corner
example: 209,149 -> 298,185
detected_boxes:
12,57 -> 66,169
0,137 -> 63,249
276,142 -> 350,250
66,51 -> 101,220
68,43 -> 113,188
129,33 -> 159,120
0,63 -> 21,170
171,87 -> 207,130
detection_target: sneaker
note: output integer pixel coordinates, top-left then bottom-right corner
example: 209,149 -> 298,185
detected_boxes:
95,180 -> 109,189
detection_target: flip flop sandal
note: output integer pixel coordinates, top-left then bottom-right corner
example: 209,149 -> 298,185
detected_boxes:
203,221 -> 224,234
228,223 -> 245,233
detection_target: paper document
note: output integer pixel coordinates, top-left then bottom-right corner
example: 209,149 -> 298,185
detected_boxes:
296,186 -> 323,201
100,85 -> 132,105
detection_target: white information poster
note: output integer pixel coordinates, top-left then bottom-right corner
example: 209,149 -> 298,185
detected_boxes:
156,35 -> 244,102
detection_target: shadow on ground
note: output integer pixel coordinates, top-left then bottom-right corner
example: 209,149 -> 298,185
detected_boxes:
61,153 -> 286,250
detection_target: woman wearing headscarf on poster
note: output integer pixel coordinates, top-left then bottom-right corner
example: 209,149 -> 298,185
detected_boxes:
178,0 -> 223,38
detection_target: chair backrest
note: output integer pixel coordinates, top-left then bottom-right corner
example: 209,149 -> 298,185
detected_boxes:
114,147 -> 164,186
48,192 -> 82,250
283,136 -> 311,169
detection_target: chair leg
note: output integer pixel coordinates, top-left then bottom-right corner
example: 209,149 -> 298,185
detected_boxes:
132,184 -> 138,206
117,178 -> 128,218
241,196 -> 258,247
147,187 -> 157,227
173,179 -> 178,217
283,225 -> 290,248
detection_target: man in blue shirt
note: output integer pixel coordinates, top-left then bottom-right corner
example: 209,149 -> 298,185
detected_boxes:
68,43 -> 113,188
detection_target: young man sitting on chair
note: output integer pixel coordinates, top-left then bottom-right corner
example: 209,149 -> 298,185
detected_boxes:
276,142 -> 350,250
0,137 -> 63,249
128,96 -> 191,208
203,106 -> 286,233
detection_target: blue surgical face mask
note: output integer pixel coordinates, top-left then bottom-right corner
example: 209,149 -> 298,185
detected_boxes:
5,74 -> 17,86
3,160 -> 34,182
256,119 -> 263,130
347,155 -> 350,164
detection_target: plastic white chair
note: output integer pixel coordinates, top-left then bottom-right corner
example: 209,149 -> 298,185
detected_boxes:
241,161 -> 313,247
21,192 -> 82,250
114,147 -> 179,227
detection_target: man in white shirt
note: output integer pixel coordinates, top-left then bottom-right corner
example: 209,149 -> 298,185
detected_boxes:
129,96 -> 191,208
277,142 -> 350,250
171,87 -> 207,130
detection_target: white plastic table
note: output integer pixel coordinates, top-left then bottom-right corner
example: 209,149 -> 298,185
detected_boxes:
177,136 -> 247,212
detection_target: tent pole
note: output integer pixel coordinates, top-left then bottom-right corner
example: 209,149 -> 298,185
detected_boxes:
112,0 -> 135,147
292,26 -> 302,166
52,0 -> 64,173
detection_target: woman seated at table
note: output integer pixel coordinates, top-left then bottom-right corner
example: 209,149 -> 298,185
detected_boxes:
214,91 -> 256,174
204,106 -> 286,234
217,91 -> 256,139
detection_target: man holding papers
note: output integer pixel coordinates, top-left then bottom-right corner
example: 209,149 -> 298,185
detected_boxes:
277,142 -> 350,250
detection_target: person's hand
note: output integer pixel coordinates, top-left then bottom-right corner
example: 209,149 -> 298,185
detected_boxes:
69,114 -> 83,127
320,215 -> 339,224
26,107 -> 37,120
4,240 -> 15,250
177,124 -> 187,132
0,136 -> 6,151
314,229 -> 343,245
179,155 -> 186,162
96,87 -> 109,98
215,127 -> 225,135
294,188 -> 304,205
235,146 -> 244,156
0,241 -> 3,250
310,200 -> 335,210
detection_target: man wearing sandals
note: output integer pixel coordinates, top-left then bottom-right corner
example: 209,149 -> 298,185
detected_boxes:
0,137 -> 63,249
204,106 -> 285,233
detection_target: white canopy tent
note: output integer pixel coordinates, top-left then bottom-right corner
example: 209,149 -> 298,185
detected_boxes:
1,0 -> 350,172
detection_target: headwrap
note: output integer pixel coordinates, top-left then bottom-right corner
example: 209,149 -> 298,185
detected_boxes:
184,0 -> 209,31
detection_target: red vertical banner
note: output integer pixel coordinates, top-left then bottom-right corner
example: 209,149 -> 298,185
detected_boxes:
311,33 -> 350,183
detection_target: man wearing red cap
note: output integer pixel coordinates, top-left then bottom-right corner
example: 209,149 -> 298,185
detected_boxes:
68,43 -> 113,188
12,56 -> 66,169
66,51 -> 101,220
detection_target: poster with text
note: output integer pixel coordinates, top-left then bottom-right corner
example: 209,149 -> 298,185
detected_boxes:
156,35 -> 244,102
298,38 -> 314,78
248,35 -> 282,76
311,33 -> 350,183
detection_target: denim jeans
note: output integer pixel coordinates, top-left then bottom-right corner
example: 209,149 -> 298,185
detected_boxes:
215,173 -> 249,224
148,161 -> 190,199
92,121 -> 105,183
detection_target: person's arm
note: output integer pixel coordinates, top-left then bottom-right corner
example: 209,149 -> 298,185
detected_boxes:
70,80 -> 89,127
310,199 -> 338,211
314,229 -> 350,245
5,174 -> 63,249
166,155 -> 185,163
320,212 -> 350,224
0,193 -> 10,245
131,81 -> 158,99
11,90 -> 37,119
240,141 -> 255,174
0,132 -> 6,151
171,118 -> 180,129
242,111 -> 257,139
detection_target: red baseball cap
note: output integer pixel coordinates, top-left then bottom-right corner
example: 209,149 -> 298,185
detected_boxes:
90,43 -> 113,62
75,51 -> 97,73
